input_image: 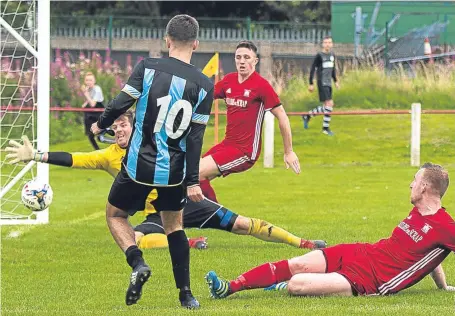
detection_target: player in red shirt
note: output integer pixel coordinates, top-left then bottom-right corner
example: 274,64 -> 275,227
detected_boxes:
199,41 -> 300,202
206,163 -> 455,298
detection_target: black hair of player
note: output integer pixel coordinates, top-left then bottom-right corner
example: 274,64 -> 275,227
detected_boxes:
118,110 -> 134,126
166,14 -> 199,43
236,40 -> 258,55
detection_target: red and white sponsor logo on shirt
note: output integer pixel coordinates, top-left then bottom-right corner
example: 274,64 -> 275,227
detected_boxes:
421,223 -> 432,234
226,97 -> 248,108
398,221 -> 424,243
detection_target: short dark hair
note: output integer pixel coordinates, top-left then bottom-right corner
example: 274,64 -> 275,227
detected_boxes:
116,110 -> 134,126
236,40 -> 258,55
166,14 -> 199,43
323,36 -> 332,41
421,162 -> 450,198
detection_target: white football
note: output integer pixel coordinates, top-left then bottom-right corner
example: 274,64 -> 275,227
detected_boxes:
21,179 -> 53,212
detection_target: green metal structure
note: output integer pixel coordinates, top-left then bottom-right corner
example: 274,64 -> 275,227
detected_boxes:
332,1 -> 455,45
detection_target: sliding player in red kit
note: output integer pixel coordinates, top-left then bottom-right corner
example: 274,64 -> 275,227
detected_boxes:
207,163 -> 455,298
199,41 -> 300,202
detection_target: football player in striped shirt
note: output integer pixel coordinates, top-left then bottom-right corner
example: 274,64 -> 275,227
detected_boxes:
303,36 -> 339,136
198,40 -> 301,203
6,112 -> 326,251
91,15 -> 212,309
206,163 -> 455,298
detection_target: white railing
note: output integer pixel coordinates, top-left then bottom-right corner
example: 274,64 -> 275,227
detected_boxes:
51,26 -> 331,43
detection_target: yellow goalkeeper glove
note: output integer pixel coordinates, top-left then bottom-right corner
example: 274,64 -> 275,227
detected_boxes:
5,135 -> 42,164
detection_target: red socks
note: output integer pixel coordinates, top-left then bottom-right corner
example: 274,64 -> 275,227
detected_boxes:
274,260 -> 293,282
200,179 -> 218,202
229,260 -> 292,293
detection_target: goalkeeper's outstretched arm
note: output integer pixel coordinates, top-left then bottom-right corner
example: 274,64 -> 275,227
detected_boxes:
5,135 -> 108,170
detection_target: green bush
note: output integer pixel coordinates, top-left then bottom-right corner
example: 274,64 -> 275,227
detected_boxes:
1,77 -> 19,105
279,64 -> 455,111
4,56 -> 454,146
49,113 -> 85,145
1,52 -> 131,146
51,76 -> 74,107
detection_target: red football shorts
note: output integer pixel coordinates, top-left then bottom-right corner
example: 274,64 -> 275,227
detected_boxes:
203,141 -> 255,177
321,243 -> 378,296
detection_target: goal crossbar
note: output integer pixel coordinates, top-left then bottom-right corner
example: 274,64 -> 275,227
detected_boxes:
0,16 -> 38,57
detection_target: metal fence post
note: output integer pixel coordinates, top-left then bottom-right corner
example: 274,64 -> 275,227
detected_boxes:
108,15 -> 113,51
384,21 -> 389,72
444,14 -> 448,52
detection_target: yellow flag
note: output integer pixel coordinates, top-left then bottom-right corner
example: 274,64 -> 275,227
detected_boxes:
202,53 -> 219,78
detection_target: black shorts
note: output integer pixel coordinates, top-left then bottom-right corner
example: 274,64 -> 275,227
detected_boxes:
317,83 -> 332,102
108,166 -> 186,216
134,199 -> 239,235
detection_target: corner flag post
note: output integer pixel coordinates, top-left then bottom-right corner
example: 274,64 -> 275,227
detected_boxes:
201,52 -> 220,145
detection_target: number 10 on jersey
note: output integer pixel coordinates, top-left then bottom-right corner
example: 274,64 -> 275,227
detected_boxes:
154,95 -> 193,139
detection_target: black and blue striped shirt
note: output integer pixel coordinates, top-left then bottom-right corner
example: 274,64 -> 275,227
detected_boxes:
98,57 -> 214,187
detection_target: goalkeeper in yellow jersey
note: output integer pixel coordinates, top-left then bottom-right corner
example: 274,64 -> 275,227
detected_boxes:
6,110 -> 326,250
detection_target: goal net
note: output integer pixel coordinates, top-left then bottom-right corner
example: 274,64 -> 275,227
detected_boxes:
0,0 -> 49,225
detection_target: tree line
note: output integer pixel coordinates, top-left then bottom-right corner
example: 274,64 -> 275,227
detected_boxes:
50,1 -> 331,27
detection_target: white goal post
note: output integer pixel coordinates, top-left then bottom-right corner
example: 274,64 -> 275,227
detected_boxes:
0,0 -> 50,225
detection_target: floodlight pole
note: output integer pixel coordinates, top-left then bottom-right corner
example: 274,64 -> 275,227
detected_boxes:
385,21 -> 389,72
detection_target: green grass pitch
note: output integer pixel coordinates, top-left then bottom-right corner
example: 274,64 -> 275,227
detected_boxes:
2,115 -> 455,315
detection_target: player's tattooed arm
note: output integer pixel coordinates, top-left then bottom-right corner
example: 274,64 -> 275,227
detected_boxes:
186,86 -> 214,202
97,60 -> 144,130
186,123 -> 205,186
185,122 -> 206,202
97,92 -> 136,130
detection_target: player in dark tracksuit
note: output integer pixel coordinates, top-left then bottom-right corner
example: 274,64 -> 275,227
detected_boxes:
302,36 -> 339,136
